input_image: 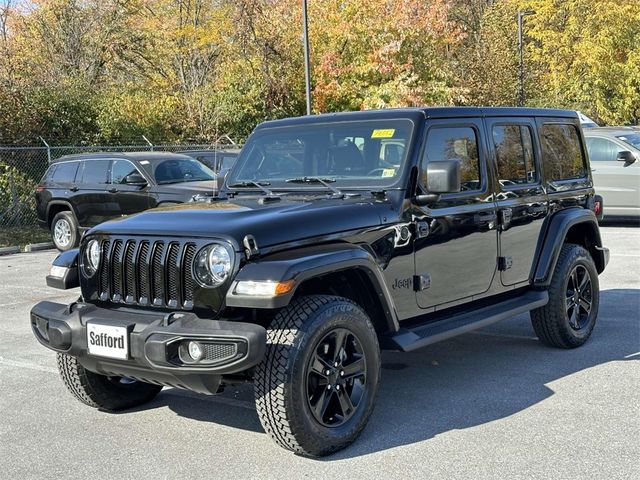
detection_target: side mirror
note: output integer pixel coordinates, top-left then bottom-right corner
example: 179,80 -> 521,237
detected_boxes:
617,151 -> 637,164
124,173 -> 147,186
414,160 -> 461,205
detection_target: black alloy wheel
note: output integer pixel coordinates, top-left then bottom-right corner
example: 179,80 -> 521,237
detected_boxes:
306,327 -> 367,427
565,265 -> 592,330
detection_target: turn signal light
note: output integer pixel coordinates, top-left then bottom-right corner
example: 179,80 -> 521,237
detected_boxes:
234,279 -> 296,296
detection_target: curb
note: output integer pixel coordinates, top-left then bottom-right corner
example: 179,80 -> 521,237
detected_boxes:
0,246 -> 20,256
24,242 -> 55,252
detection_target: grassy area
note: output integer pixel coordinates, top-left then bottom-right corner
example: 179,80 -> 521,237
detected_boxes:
0,226 -> 50,249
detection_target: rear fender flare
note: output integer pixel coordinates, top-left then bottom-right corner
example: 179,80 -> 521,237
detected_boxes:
533,208 -> 606,287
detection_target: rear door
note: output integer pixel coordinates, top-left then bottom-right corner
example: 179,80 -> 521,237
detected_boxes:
585,135 -> 640,214
73,159 -> 111,226
414,118 -> 499,310
485,117 -> 548,286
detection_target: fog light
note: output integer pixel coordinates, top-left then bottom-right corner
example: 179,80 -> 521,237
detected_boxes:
188,341 -> 204,361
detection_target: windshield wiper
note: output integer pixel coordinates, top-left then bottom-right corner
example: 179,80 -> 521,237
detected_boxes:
227,180 -> 280,201
285,176 -> 344,197
228,180 -> 275,195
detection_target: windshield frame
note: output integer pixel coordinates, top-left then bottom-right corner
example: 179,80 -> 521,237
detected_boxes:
224,118 -> 416,192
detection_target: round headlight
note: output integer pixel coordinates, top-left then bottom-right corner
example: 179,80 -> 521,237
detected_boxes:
194,243 -> 232,287
85,239 -> 101,275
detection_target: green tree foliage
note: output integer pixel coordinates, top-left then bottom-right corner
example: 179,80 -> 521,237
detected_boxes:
0,0 -> 638,146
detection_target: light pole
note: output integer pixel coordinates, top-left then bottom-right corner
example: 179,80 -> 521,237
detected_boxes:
302,0 -> 312,115
517,10 -> 535,107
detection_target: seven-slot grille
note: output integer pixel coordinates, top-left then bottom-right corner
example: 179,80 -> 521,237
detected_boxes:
96,238 -> 198,309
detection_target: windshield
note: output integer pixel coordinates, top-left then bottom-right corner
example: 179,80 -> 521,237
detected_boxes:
617,133 -> 640,150
226,119 -> 414,189
145,157 -> 215,184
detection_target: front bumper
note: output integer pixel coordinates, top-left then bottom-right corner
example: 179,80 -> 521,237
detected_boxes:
30,301 -> 266,395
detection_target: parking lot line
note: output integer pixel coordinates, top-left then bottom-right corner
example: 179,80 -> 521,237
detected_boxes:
0,357 -> 58,374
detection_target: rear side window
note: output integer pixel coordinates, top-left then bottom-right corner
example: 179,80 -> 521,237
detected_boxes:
493,125 -> 536,185
80,160 -> 110,184
540,124 -> 586,181
50,162 -> 79,183
422,127 -> 481,192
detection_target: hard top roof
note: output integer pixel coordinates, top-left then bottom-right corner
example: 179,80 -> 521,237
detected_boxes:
52,151 -> 193,163
256,106 -> 579,130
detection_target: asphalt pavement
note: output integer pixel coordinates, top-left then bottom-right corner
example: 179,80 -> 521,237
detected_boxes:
0,226 -> 638,479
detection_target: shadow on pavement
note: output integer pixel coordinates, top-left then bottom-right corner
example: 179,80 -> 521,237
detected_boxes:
124,288 -> 640,459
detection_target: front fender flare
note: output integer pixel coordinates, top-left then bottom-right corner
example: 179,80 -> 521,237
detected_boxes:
225,244 -> 400,333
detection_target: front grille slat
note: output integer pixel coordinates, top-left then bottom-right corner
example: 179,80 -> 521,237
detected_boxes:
110,240 -> 124,302
151,242 -> 165,306
96,237 -> 198,310
124,240 -> 137,303
137,241 -> 150,305
166,242 -> 180,308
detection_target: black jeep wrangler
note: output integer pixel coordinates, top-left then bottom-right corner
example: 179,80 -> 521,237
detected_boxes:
31,108 -> 609,456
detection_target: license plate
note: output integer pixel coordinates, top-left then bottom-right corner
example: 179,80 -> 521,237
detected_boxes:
86,323 -> 129,360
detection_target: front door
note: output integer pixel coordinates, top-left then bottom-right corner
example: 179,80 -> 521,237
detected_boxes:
414,119 -> 499,310
108,159 -> 151,217
485,117 -> 548,286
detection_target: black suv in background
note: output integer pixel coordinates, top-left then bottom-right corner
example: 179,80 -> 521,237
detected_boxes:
36,152 -> 218,250
31,108 -> 608,456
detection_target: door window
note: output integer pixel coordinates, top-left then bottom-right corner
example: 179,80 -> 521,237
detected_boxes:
50,162 -> 79,183
111,160 -> 140,184
422,127 -> 481,192
539,124 -> 586,181
585,137 -> 621,162
80,160 -> 110,184
493,125 -> 537,185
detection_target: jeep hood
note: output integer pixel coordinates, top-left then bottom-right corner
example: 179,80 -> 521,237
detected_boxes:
88,195 -> 387,250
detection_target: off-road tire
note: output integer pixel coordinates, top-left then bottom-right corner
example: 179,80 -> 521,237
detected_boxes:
51,211 -> 79,251
254,295 -> 380,457
57,353 -> 162,411
531,243 -> 599,348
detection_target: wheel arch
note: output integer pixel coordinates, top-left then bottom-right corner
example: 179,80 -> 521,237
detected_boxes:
532,208 -> 607,287
225,244 -> 400,335
47,200 -> 77,228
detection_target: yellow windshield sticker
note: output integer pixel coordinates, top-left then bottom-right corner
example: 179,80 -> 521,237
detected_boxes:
381,168 -> 396,178
371,129 -> 395,139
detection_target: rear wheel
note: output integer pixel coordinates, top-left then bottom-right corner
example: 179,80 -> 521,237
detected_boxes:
254,295 -> 380,457
531,244 -> 599,348
57,353 -> 162,411
51,211 -> 79,251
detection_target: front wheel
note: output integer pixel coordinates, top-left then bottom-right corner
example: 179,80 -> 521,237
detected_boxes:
57,353 -> 162,411
531,244 -> 600,348
254,295 -> 380,457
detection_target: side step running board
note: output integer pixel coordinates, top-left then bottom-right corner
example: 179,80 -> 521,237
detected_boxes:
383,290 -> 548,352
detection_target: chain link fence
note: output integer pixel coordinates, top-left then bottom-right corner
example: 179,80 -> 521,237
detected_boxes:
0,141 -> 240,228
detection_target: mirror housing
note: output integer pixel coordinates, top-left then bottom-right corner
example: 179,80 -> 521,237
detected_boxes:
124,173 -> 147,186
414,160 -> 461,206
617,151 -> 637,164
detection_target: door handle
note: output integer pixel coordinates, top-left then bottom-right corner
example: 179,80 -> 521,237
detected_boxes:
69,185 -> 79,192
108,187 -> 118,193
474,212 -> 497,223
